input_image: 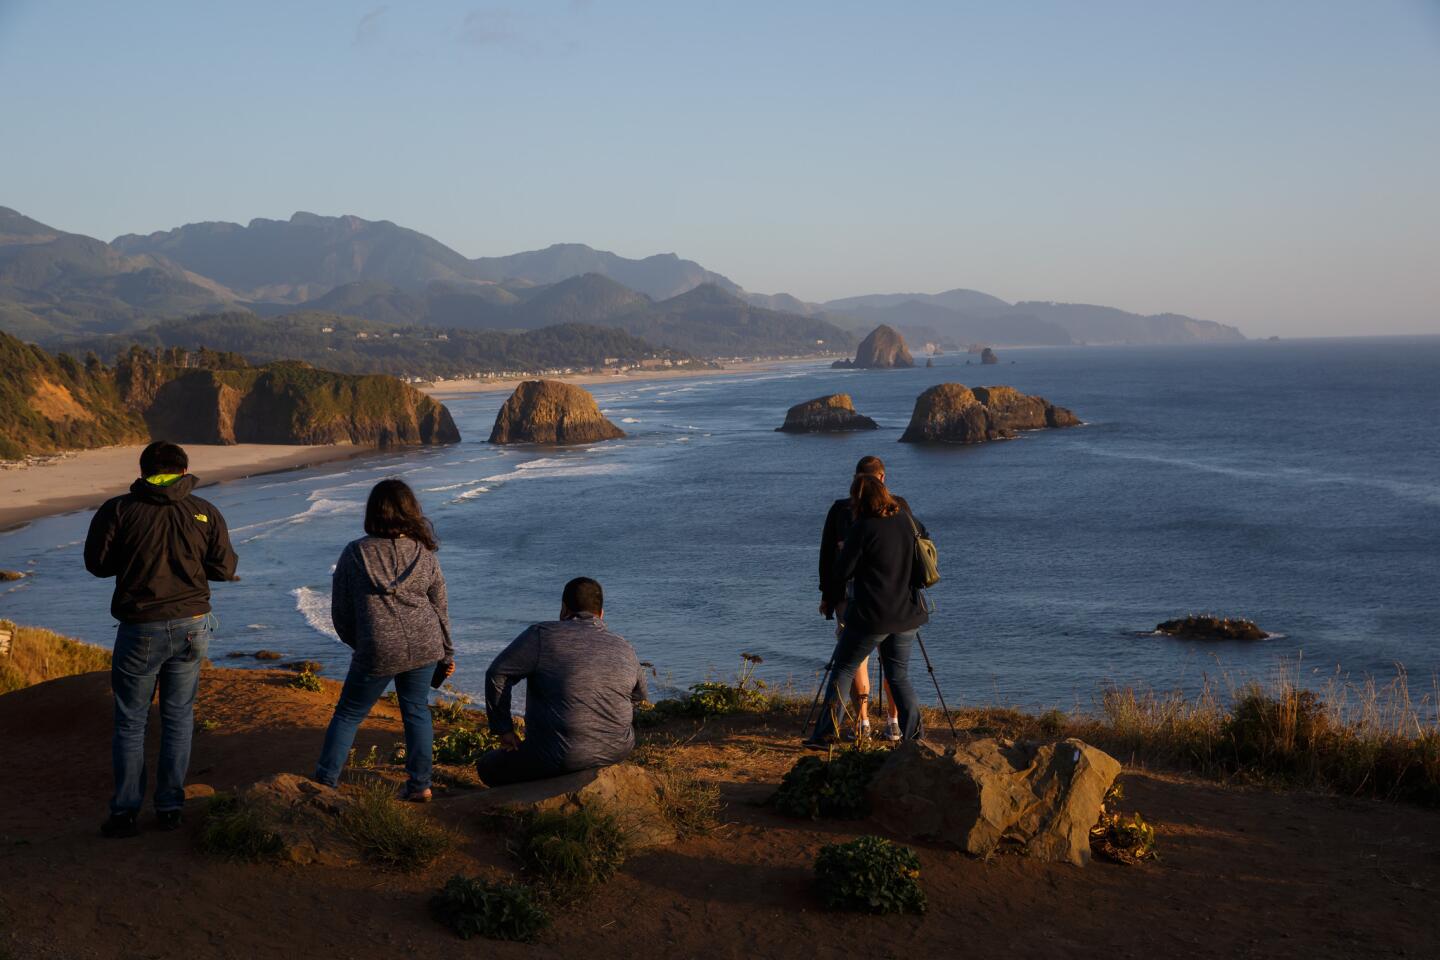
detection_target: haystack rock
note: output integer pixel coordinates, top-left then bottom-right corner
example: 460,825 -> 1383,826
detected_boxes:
775,394 -> 879,433
867,738 -> 1121,866
899,383 -> 1080,443
488,379 -> 625,445
981,347 -> 999,365
831,324 -> 915,369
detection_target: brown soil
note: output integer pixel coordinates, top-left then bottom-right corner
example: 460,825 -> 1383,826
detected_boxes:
1,668 -> 1437,960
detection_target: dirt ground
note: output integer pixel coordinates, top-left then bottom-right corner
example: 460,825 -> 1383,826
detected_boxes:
1,668 -> 1436,960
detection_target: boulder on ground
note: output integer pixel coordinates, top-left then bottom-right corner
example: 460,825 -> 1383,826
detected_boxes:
237,773 -> 360,866
866,738 -> 1121,866
488,379 -> 625,445
831,325 -> 915,369
1156,616 -> 1267,641
775,394 -> 879,433
460,763 -> 676,849
899,383 -> 1080,443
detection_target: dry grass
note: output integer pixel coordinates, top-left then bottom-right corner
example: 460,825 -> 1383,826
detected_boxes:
339,780 -> 452,871
0,620 -> 110,694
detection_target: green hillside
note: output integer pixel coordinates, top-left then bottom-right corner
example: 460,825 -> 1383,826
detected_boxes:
0,330 -> 148,459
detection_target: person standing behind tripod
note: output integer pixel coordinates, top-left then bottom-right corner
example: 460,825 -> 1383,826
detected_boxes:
806,473 -> 928,747
818,455 -> 902,741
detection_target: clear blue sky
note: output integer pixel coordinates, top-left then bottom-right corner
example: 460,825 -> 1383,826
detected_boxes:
3,1 -> 1437,335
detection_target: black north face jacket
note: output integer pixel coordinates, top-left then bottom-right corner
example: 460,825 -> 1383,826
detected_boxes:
84,474 -> 239,623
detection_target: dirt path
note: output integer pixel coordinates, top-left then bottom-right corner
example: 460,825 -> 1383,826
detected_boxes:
0,669 -> 1436,959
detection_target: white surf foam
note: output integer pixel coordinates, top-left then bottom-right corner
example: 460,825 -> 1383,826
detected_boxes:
621,417 -> 642,424
291,586 -> 339,642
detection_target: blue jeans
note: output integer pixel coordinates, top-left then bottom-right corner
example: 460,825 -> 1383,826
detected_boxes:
314,661 -> 435,791
110,615 -> 213,815
814,626 -> 924,742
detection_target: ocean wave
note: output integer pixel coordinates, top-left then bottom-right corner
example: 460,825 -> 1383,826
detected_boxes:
478,458 -> 628,486
451,485 -> 492,503
291,586 -> 339,642
235,498 -> 363,543
621,417 -> 641,424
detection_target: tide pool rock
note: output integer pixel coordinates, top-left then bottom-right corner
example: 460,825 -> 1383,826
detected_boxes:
776,394 -> 879,433
488,379 -> 625,445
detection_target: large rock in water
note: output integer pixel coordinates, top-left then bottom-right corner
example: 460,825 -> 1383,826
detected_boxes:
775,394 -> 879,433
488,379 -> 625,445
867,738 -> 1121,866
899,383 -> 1079,443
831,324 -> 914,369
139,362 -> 460,447
458,764 -> 676,849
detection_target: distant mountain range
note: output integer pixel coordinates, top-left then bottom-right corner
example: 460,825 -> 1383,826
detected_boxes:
0,206 -> 1245,355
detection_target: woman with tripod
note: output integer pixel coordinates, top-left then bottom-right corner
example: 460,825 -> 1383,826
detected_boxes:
805,472 -> 928,747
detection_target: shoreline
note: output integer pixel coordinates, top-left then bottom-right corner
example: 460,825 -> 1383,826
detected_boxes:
0,443 -> 376,532
418,356 -> 826,397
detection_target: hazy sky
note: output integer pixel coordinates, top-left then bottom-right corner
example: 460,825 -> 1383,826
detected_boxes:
3,1 -> 1437,336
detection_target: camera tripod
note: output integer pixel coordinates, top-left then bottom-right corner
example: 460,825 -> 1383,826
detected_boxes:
802,628 -> 958,742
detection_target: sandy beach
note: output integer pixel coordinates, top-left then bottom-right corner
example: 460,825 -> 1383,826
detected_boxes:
0,443 -> 372,531
418,357 -> 823,397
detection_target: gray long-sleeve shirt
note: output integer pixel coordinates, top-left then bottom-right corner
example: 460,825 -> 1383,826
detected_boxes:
484,614 -> 646,772
330,536 -> 453,677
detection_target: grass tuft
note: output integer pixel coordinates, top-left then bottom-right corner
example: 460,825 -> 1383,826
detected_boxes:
196,793 -> 285,862
339,780 -> 451,870
514,807 -> 628,902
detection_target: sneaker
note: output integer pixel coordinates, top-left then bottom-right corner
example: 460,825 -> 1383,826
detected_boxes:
881,719 -> 902,742
156,810 -> 184,831
402,786 -> 433,804
100,812 -> 140,839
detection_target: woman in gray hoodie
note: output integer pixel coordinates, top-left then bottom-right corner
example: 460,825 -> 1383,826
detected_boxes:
314,479 -> 454,801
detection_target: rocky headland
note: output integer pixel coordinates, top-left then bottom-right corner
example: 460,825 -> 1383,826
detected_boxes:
488,379 -> 625,445
775,394 -> 878,433
831,324 -> 914,369
899,383 -> 1080,443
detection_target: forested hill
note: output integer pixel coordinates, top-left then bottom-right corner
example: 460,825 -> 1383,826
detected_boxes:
64,313 -> 698,380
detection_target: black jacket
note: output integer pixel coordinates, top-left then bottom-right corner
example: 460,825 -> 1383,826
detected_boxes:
832,509 -> 930,635
818,494 -> 912,613
84,475 -> 238,623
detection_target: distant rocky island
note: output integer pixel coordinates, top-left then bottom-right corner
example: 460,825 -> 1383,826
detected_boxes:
899,383 -> 1079,444
1155,616 -> 1268,642
831,324 -> 915,369
489,379 -> 625,445
776,394 -> 878,434
0,331 -> 459,459
981,347 -> 999,365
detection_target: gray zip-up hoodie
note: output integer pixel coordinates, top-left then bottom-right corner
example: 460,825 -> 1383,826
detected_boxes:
330,536 -> 453,677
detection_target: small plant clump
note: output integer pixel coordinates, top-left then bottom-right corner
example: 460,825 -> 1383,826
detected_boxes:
434,725 -> 500,765
638,653 -> 772,722
430,685 -> 478,726
196,793 -> 285,862
1089,781 -> 1159,864
515,807 -> 628,902
773,745 -> 889,820
430,874 -> 550,942
339,781 -> 451,871
650,763 -> 721,837
289,669 -> 323,693
813,835 -> 926,915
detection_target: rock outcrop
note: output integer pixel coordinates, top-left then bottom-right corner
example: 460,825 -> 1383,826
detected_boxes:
138,362 -> 460,447
1156,616 -> 1267,641
235,773 -> 363,866
981,347 -> 999,365
831,324 -> 914,369
775,394 -> 878,433
899,383 -> 1080,443
488,379 -> 625,445
457,763 -> 676,849
867,738 -> 1121,866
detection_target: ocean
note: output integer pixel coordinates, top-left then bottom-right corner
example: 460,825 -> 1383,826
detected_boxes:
4,337 -> 1438,713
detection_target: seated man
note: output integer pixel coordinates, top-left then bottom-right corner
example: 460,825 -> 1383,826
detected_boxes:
477,577 -> 646,787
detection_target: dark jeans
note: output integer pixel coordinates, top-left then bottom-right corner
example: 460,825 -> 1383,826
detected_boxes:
476,745 -> 578,787
314,660 -> 435,792
110,615 -> 212,815
813,625 -> 923,742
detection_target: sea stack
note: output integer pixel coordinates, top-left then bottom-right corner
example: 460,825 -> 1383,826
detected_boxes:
831,324 -> 915,369
775,394 -> 879,433
899,383 -> 1080,443
981,347 -> 999,365
488,379 -> 625,445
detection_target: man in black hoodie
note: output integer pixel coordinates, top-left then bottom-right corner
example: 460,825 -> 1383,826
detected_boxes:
84,441 -> 238,838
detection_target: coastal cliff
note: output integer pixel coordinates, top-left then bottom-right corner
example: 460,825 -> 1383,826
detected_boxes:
775,394 -> 878,433
488,379 -> 625,445
0,330 -> 148,459
899,383 -> 1079,443
831,324 -> 914,369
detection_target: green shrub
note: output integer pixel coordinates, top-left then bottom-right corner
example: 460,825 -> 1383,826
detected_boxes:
430,875 -> 550,942
773,746 -> 888,820
339,781 -> 450,870
639,653 -> 771,721
813,836 -> 926,915
289,669 -> 323,693
515,807 -> 628,901
196,793 -> 284,862
1091,810 -> 1159,864
430,685 -> 477,725
434,725 -> 500,765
